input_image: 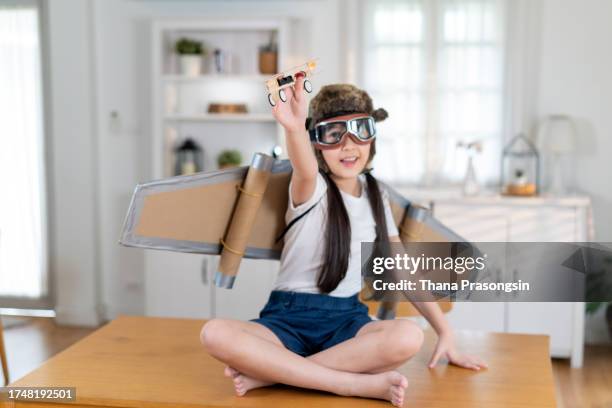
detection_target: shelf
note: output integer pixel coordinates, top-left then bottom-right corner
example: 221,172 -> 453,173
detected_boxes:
164,113 -> 275,122
162,74 -> 271,83
152,17 -> 287,181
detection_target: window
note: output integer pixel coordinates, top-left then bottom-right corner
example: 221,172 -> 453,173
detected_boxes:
362,0 -> 507,185
0,1 -> 48,301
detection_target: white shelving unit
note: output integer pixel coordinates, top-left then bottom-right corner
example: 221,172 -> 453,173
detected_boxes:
163,113 -> 275,122
161,74 -> 270,83
151,18 -> 289,179
147,18 -> 290,321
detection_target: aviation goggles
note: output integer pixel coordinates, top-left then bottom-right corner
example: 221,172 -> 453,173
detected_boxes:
308,115 -> 377,148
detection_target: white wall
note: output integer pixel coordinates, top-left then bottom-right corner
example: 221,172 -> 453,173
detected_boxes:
47,0 -> 611,334
535,0 -> 612,343
536,0 -> 612,240
47,0 -> 342,324
46,0 -> 101,326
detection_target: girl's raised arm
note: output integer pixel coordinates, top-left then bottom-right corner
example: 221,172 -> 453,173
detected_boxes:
271,75 -> 319,207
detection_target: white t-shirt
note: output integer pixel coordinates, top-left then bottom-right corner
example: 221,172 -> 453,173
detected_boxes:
273,172 -> 399,297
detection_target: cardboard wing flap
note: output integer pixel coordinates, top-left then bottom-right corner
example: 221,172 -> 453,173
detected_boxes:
120,157 -> 290,258
120,153 -> 476,316
120,156 -> 467,259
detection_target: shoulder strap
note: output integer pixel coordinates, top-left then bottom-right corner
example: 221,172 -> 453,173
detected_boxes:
274,200 -> 321,244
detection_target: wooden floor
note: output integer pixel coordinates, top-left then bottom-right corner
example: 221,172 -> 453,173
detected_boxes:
1,316 -> 94,382
2,317 -> 611,407
552,346 -> 612,408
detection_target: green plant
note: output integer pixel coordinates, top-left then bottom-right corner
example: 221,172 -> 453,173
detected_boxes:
175,38 -> 204,55
217,150 -> 242,167
585,254 -> 612,314
586,302 -> 611,314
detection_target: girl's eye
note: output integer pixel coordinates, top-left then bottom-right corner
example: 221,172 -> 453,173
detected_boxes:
355,121 -> 373,138
322,125 -> 345,142
323,131 -> 343,142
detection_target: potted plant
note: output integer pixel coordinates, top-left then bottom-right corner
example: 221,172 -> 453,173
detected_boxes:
175,38 -> 205,77
587,302 -> 612,341
217,150 -> 242,169
586,254 -> 612,341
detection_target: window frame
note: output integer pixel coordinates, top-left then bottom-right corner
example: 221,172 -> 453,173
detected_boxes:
350,0 -> 510,186
0,0 -> 53,311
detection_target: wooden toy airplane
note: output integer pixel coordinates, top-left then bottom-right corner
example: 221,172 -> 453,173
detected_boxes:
265,59 -> 318,106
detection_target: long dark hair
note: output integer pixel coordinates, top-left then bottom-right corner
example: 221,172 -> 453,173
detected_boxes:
315,142 -> 390,293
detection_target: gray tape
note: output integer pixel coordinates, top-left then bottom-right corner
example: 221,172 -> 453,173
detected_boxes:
119,236 -> 282,259
214,271 -> 236,288
407,205 -> 429,223
251,152 -> 275,172
379,180 -> 411,209
271,159 -> 292,174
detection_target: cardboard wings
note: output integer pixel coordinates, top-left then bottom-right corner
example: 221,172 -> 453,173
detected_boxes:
119,153 -> 472,318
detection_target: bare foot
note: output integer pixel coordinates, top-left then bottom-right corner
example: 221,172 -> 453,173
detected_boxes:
224,366 -> 275,396
344,371 -> 408,407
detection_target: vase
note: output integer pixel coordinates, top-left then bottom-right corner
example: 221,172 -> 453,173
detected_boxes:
259,51 -> 277,75
462,156 -> 479,196
179,55 -> 202,77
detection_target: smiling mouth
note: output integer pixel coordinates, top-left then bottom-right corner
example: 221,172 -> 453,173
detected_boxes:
340,156 -> 358,163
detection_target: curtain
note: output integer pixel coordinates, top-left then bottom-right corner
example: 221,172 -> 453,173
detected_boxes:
362,0 -> 506,185
0,1 -> 47,298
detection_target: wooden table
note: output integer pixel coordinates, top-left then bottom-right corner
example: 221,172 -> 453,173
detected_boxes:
2,316 -> 556,407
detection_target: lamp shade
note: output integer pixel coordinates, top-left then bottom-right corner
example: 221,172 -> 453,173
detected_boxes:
538,115 -> 576,154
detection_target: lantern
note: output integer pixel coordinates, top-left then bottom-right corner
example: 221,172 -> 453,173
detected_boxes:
174,138 -> 203,176
501,134 -> 539,196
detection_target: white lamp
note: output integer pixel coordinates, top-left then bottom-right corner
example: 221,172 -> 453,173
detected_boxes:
537,115 -> 577,195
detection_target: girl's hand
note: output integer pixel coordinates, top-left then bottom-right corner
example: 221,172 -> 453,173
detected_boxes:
271,74 -> 308,134
428,332 -> 488,371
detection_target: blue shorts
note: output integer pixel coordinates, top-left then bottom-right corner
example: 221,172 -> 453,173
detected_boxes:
251,290 -> 372,357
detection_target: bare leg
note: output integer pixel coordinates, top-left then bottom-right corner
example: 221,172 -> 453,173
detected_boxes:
201,319 -> 408,406
224,319 -> 423,395
216,320 -> 284,394
310,319 -> 424,373
219,319 -> 423,373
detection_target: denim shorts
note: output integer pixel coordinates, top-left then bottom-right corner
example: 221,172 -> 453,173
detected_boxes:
251,290 -> 372,357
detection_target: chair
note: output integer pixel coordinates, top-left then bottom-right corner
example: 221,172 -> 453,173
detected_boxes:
0,229 -> 9,385
0,318 -> 8,385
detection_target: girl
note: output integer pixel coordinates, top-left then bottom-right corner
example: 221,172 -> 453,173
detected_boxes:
200,77 -> 486,406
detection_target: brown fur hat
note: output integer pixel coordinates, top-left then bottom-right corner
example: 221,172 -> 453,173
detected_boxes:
309,84 -> 384,173
307,84 -> 388,127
